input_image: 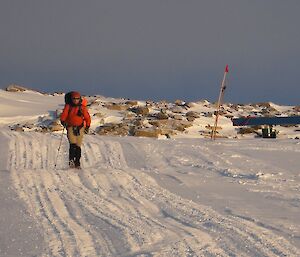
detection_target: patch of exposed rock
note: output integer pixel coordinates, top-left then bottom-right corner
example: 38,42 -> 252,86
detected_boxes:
149,119 -> 192,132
97,123 -> 130,136
103,103 -> 129,111
293,106 -> 300,112
5,84 -> 44,94
6,84 -> 30,92
129,106 -> 150,116
133,128 -> 162,138
49,120 -> 64,132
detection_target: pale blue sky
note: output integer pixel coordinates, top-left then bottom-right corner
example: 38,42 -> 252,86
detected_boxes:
1,0 -> 300,104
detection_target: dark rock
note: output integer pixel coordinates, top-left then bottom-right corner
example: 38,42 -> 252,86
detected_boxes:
125,100 -> 138,106
5,84 -> 28,92
133,128 -> 162,138
104,103 -> 129,111
238,127 -> 259,134
155,112 -> 169,120
186,116 -> 196,122
130,106 -> 150,116
97,123 -> 129,136
186,111 -> 200,119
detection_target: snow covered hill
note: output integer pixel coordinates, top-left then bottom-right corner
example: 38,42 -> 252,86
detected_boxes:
0,88 -> 299,256
1,87 -> 300,139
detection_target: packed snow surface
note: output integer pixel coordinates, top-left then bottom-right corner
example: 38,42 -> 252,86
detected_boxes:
0,89 -> 299,256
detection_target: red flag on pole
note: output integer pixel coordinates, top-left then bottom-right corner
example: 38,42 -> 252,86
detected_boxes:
225,64 -> 229,73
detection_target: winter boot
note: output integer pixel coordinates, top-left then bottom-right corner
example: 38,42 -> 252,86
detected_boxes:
69,160 -> 75,169
74,145 -> 81,168
69,144 -> 77,168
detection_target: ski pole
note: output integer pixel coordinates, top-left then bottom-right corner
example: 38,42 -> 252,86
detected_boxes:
54,127 -> 65,169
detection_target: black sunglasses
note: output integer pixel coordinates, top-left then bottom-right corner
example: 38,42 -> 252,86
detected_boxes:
72,97 -> 80,100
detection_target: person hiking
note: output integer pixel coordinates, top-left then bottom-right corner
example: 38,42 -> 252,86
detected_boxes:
60,91 -> 91,168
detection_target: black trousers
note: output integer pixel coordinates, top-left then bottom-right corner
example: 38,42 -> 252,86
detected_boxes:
69,143 -> 81,167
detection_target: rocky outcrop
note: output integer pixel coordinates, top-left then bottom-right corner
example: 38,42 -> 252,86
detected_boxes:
186,111 -> 200,121
293,106 -> 300,112
238,127 -> 260,135
6,84 -> 29,92
5,84 -> 44,94
149,119 -> 192,132
129,106 -> 150,116
170,114 -> 184,120
170,106 -> 185,114
174,99 -> 185,106
49,120 -> 63,132
154,111 -> 169,120
103,103 -> 129,111
254,102 -> 278,113
8,89 -> 300,139
97,123 -> 130,136
133,128 -> 162,138
125,100 -> 138,106
93,112 -> 105,118
186,111 -> 200,119
10,125 -> 24,132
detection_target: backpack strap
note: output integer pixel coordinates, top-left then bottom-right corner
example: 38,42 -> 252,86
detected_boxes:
77,105 -> 83,117
67,103 -> 84,118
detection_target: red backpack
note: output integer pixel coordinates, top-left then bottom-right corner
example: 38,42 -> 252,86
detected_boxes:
64,91 -> 88,125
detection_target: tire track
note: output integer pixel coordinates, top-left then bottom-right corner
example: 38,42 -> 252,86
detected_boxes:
7,132 -> 99,256
5,131 -> 300,256
55,138 -> 213,255
99,137 -> 299,256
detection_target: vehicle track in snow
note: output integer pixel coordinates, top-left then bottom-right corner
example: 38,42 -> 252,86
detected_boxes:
130,138 -> 300,249
6,131 -> 300,256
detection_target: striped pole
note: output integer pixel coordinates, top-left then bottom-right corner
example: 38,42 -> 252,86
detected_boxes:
211,65 -> 229,140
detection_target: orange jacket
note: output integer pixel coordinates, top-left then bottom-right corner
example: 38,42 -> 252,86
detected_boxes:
60,104 -> 91,127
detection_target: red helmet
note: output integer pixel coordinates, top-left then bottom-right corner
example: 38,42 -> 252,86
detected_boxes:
71,91 -> 81,98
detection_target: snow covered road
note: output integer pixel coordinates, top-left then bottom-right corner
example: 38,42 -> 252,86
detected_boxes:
2,130 -> 300,256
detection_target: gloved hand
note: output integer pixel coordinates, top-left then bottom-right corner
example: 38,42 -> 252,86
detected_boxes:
84,126 -> 90,134
61,121 -> 67,128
